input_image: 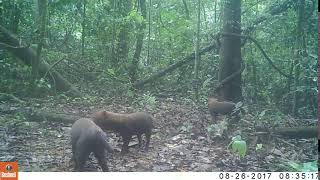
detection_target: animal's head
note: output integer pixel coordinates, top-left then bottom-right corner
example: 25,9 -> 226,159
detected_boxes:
92,110 -> 111,124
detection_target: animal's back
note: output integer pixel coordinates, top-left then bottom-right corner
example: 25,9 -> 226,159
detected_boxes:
208,98 -> 235,115
127,112 -> 153,133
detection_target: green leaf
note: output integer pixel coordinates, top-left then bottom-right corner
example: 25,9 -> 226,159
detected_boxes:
232,135 -> 242,141
256,143 -> 263,151
259,110 -> 267,117
231,140 -> 247,158
127,90 -> 134,98
106,68 -> 115,76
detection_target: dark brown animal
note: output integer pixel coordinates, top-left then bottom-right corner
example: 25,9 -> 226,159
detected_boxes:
208,97 -> 236,119
71,118 -> 113,171
92,111 -> 153,154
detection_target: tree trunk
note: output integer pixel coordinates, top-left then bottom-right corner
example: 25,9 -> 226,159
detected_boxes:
11,1 -> 20,34
116,0 -> 132,70
0,25 -> 81,97
292,0 -> 305,116
193,0 -> 201,101
81,0 -> 86,56
182,0 -> 190,20
218,0 -> 242,102
129,0 -> 147,84
147,0 -> 152,64
110,0 -> 116,64
214,0 -> 217,23
32,0 -> 47,89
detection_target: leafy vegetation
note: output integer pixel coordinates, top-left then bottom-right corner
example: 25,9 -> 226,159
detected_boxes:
0,0 -> 317,172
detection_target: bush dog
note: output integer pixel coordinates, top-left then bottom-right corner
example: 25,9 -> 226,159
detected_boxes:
71,118 -> 113,171
92,111 -> 153,154
208,97 -> 236,120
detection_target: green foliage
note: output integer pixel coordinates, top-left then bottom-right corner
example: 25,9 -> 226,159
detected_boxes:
255,143 -> 263,151
206,120 -> 228,137
134,92 -> 157,111
228,135 -> 247,158
35,78 -> 51,89
126,10 -> 144,25
287,161 -> 317,172
180,122 -> 193,133
0,0 -> 317,119
14,112 -> 27,122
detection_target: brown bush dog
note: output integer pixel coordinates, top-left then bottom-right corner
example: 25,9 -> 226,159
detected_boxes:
92,111 -> 153,154
71,118 -> 113,171
208,97 -> 236,120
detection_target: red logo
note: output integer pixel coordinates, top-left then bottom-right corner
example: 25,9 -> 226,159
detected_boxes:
0,162 -> 18,180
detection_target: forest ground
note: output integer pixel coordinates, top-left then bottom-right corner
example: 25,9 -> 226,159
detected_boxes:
0,95 -> 317,172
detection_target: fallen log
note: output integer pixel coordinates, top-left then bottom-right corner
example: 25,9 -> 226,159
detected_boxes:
0,106 -> 80,124
0,25 -> 81,97
133,42 -> 217,88
274,126 -> 317,139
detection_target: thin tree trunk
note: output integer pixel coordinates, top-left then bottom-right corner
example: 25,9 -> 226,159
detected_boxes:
214,0 -> 217,23
292,0 -> 305,116
47,1 -> 51,44
147,0 -> 151,64
202,3 -> 208,42
111,0 -> 116,63
11,1 -> 20,34
116,0 -> 132,69
182,0 -> 190,20
251,43 -> 258,102
193,0 -> 201,101
32,0 -> 47,89
129,0 -> 147,84
81,0 -> 86,56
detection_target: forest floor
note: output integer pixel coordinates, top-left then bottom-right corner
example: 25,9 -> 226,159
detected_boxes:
0,95 -> 317,172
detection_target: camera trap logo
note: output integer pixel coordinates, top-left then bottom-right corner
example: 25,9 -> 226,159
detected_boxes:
0,162 -> 18,180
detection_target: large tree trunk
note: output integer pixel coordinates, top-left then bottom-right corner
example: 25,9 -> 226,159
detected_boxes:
218,0 -> 242,102
0,25 -> 81,97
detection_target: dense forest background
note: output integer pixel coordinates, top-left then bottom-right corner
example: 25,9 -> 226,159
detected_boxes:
0,0 -> 318,172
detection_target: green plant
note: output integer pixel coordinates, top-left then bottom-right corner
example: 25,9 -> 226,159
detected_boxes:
287,160 -> 317,172
180,122 -> 193,133
255,143 -> 263,151
228,135 -> 247,158
135,93 -> 157,111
